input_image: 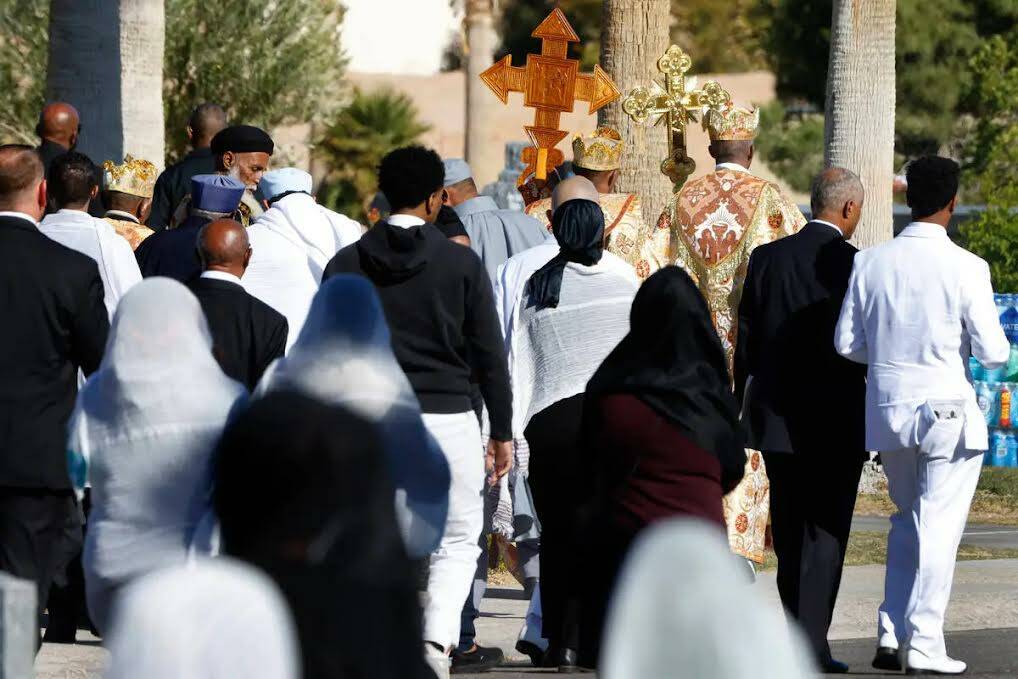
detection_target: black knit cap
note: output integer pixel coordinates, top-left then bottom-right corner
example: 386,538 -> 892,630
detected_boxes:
210,125 -> 274,156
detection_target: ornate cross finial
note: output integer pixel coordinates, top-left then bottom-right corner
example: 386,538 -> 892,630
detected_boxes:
622,45 -> 732,190
480,8 -> 621,185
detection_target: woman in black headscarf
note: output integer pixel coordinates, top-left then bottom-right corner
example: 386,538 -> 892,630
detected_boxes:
574,266 -> 747,667
213,391 -> 431,679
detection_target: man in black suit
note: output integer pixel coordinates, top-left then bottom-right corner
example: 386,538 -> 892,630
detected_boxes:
0,144 -> 109,644
148,103 -> 227,231
734,167 -> 868,673
189,218 -> 287,390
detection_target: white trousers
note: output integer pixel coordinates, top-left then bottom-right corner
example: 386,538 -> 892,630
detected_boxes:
877,441 -> 983,659
421,412 -> 485,650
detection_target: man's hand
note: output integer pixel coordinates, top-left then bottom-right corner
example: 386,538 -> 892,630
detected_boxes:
485,439 -> 513,487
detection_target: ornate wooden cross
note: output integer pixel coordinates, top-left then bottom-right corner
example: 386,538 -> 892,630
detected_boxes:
622,45 -> 732,190
480,8 -> 620,184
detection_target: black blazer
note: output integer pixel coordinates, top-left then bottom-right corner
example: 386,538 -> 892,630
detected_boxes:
188,276 -> 288,391
135,220 -> 205,283
734,221 -> 866,455
0,215 -> 109,489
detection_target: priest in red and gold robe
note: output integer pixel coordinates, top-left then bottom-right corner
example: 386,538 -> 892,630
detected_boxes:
658,103 -> 806,565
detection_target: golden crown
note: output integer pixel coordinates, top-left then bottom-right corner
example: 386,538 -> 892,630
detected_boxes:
102,155 -> 158,198
572,126 -> 625,172
702,103 -> 760,141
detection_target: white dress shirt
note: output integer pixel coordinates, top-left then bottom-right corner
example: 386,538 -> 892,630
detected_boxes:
0,210 -> 39,225
812,218 -> 844,237
39,209 -> 142,320
388,213 -> 426,229
200,270 -> 243,285
835,221 -> 1010,451
715,162 -> 751,174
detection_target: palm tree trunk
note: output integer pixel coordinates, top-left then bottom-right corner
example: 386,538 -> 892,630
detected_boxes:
598,0 -> 672,221
47,0 -> 165,167
824,0 -> 895,249
465,0 -> 500,186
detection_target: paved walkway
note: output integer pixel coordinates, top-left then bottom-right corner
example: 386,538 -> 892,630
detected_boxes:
33,558 -> 1018,678
852,517 -> 1018,550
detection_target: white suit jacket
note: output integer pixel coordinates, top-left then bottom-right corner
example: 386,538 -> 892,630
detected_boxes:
835,222 -> 1009,452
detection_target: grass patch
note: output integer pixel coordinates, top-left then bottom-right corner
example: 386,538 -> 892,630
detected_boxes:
759,530 -> 1018,572
855,467 -> 1018,526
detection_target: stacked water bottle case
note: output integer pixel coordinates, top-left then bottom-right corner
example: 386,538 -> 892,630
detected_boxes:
972,294 -> 1018,467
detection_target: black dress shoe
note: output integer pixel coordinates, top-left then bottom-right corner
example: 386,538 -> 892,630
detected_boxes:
450,644 -> 504,674
873,646 -> 903,672
821,658 -> 850,674
515,639 -> 545,667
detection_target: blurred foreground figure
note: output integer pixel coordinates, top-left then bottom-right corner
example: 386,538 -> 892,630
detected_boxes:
600,519 -> 815,679
71,278 -> 246,632
105,558 -> 300,679
835,157 -> 1010,675
0,144 -> 108,647
577,266 -> 746,667
256,275 -> 450,558
215,391 -> 432,679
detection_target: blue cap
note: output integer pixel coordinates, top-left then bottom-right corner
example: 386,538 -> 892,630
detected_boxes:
191,174 -> 245,213
257,168 -> 313,203
442,158 -> 472,187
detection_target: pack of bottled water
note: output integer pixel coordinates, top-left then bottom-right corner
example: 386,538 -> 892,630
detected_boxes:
973,294 -> 1018,467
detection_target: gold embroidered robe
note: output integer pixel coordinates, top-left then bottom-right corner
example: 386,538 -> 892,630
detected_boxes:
659,166 -> 805,562
103,216 -> 154,251
525,192 -> 668,280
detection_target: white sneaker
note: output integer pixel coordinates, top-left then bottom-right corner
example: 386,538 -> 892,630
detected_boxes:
905,649 -> 967,675
424,642 -> 450,679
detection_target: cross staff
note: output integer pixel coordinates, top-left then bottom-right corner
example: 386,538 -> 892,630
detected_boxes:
622,45 -> 732,190
480,8 -> 620,184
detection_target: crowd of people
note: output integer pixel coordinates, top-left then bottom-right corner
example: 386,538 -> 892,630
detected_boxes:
0,96 -> 1008,679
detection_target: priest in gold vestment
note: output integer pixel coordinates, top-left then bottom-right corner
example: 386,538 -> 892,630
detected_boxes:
101,155 -> 156,250
658,104 -> 806,564
524,128 -> 668,280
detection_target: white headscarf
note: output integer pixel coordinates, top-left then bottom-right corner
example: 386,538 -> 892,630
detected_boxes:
72,277 -> 245,458
104,558 -> 300,679
256,275 -> 450,558
69,279 -> 246,630
600,519 -> 816,679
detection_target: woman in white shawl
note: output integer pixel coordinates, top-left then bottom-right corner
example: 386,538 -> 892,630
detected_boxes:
105,558 -> 300,679
600,518 -> 816,679
68,278 -> 246,633
256,274 -> 450,558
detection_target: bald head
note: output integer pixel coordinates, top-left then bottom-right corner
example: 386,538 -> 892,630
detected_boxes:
188,103 -> 228,149
197,219 -> 251,277
551,175 -> 600,212
0,144 -> 46,219
811,167 -> 865,240
38,102 -> 80,149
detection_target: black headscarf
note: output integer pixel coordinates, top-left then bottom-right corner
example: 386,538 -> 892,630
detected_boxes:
585,266 -> 746,487
525,198 -> 605,310
213,391 -> 431,679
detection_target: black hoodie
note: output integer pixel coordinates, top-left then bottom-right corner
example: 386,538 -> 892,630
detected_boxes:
324,220 -> 512,440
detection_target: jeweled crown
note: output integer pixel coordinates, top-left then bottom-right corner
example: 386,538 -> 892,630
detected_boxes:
702,103 -> 760,142
572,126 -> 625,172
102,155 -> 158,198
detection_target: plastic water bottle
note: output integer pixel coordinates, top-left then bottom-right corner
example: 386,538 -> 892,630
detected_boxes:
970,356 -> 986,382
1007,434 -> 1018,468
998,383 -> 1012,430
1007,345 -> 1018,382
977,381 -> 997,425
1001,295 -> 1018,344
990,431 -> 1008,467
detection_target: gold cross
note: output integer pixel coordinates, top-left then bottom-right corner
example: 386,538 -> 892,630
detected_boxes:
480,8 -> 620,184
622,45 -> 732,190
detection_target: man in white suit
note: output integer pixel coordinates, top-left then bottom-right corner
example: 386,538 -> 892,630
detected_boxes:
835,156 -> 1009,675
